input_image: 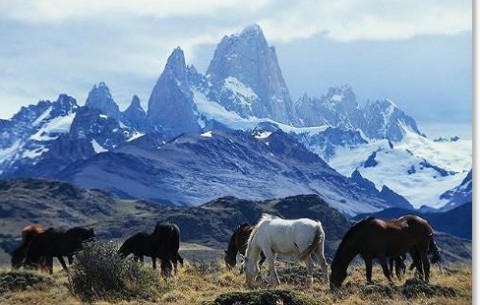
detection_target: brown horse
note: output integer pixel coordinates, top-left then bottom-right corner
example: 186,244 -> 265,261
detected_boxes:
224,223 -> 265,271
11,225 -> 75,271
330,215 -> 436,289
11,224 -> 45,269
24,227 -> 95,274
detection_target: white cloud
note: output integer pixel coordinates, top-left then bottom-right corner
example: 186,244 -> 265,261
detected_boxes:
0,0 -> 471,42
259,0 -> 471,42
0,0 -> 271,23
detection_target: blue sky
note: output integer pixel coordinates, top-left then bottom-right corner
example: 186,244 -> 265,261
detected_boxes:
0,0 -> 472,137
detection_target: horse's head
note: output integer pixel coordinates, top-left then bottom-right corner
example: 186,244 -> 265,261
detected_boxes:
10,247 -> 24,270
224,249 -> 236,270
79,228 -> 95,242
244,256 -> 259,288
329,262 -> 347,289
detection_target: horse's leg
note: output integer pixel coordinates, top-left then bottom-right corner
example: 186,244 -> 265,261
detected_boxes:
410,247 -> 424,279
420,251 -> 430,283
379,257 -> 394,285
314,244 -> 329,282
263,247 -> 279,285
68,255 -> 74,265
258,251 -> 266,271
304,256 -> 314,286
388,258 -> 394,278
396,256 -> 406,279
57,256 -> 68,272
46,256 -> 54,274
152,256 -> 156,270
362,255 -> 373,284
172,255 -> 178,275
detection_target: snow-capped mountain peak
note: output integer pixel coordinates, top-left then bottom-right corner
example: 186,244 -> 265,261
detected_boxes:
85,82 -> 121,119
147,47 -> 200,136
206,24 -> 297,125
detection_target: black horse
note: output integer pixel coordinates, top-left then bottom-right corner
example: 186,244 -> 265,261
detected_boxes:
152,223 -> 183,277
119,232 -> 183,270
119,224 -> 184,277
24,227 -> 95,274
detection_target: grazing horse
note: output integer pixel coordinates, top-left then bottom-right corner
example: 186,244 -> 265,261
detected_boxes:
11,224 -> 76,270
118,232 -> 184,271
151,223 -> 183,277
24,227 -> 95,274
329,215 -> 436,289
224,223 -> 265,272
244,214 -> 329,287
11,224 -> 45,269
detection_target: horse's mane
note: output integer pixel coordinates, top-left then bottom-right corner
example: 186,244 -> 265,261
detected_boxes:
246,214 -> 278,250
226,223 -> 248,253
332,216 -> 376,265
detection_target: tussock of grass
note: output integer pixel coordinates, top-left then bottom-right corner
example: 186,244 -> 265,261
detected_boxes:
0,270 -> 54,294
203,289 -> 319,305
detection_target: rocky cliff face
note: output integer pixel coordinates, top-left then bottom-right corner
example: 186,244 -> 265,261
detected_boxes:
207,25 -> 297,125
295,85 -> 422,141
147,47 -> 201,136
85,82 -> 121,119
122,95 -> 148,130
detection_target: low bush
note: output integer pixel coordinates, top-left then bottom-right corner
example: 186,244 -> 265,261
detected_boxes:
67,241 -> 169,302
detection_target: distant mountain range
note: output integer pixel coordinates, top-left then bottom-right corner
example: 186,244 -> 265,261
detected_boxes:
0,24 -> 471,213
0,178 -> 471,265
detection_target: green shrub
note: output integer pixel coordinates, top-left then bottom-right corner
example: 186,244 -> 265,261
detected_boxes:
67,241 -> 169,302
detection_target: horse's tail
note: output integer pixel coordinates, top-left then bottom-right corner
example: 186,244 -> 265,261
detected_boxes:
299,223 -> 323,261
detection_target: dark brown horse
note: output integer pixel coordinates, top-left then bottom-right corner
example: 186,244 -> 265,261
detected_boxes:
224,223 -> 265,271
24,227 -> 95,274
390,236 -> 442,279
330,215 -> 437,289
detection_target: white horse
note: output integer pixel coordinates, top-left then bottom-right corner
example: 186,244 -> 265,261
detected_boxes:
244,214 -> 329,287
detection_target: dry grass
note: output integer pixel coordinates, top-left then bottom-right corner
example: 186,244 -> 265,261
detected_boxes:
0,260 -> 471,305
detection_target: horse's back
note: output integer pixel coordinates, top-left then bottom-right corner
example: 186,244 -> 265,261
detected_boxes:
152,223 -> 181,257
122,232 -> 154,256
254,217 -> 321,255
21,224 -> 45,244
